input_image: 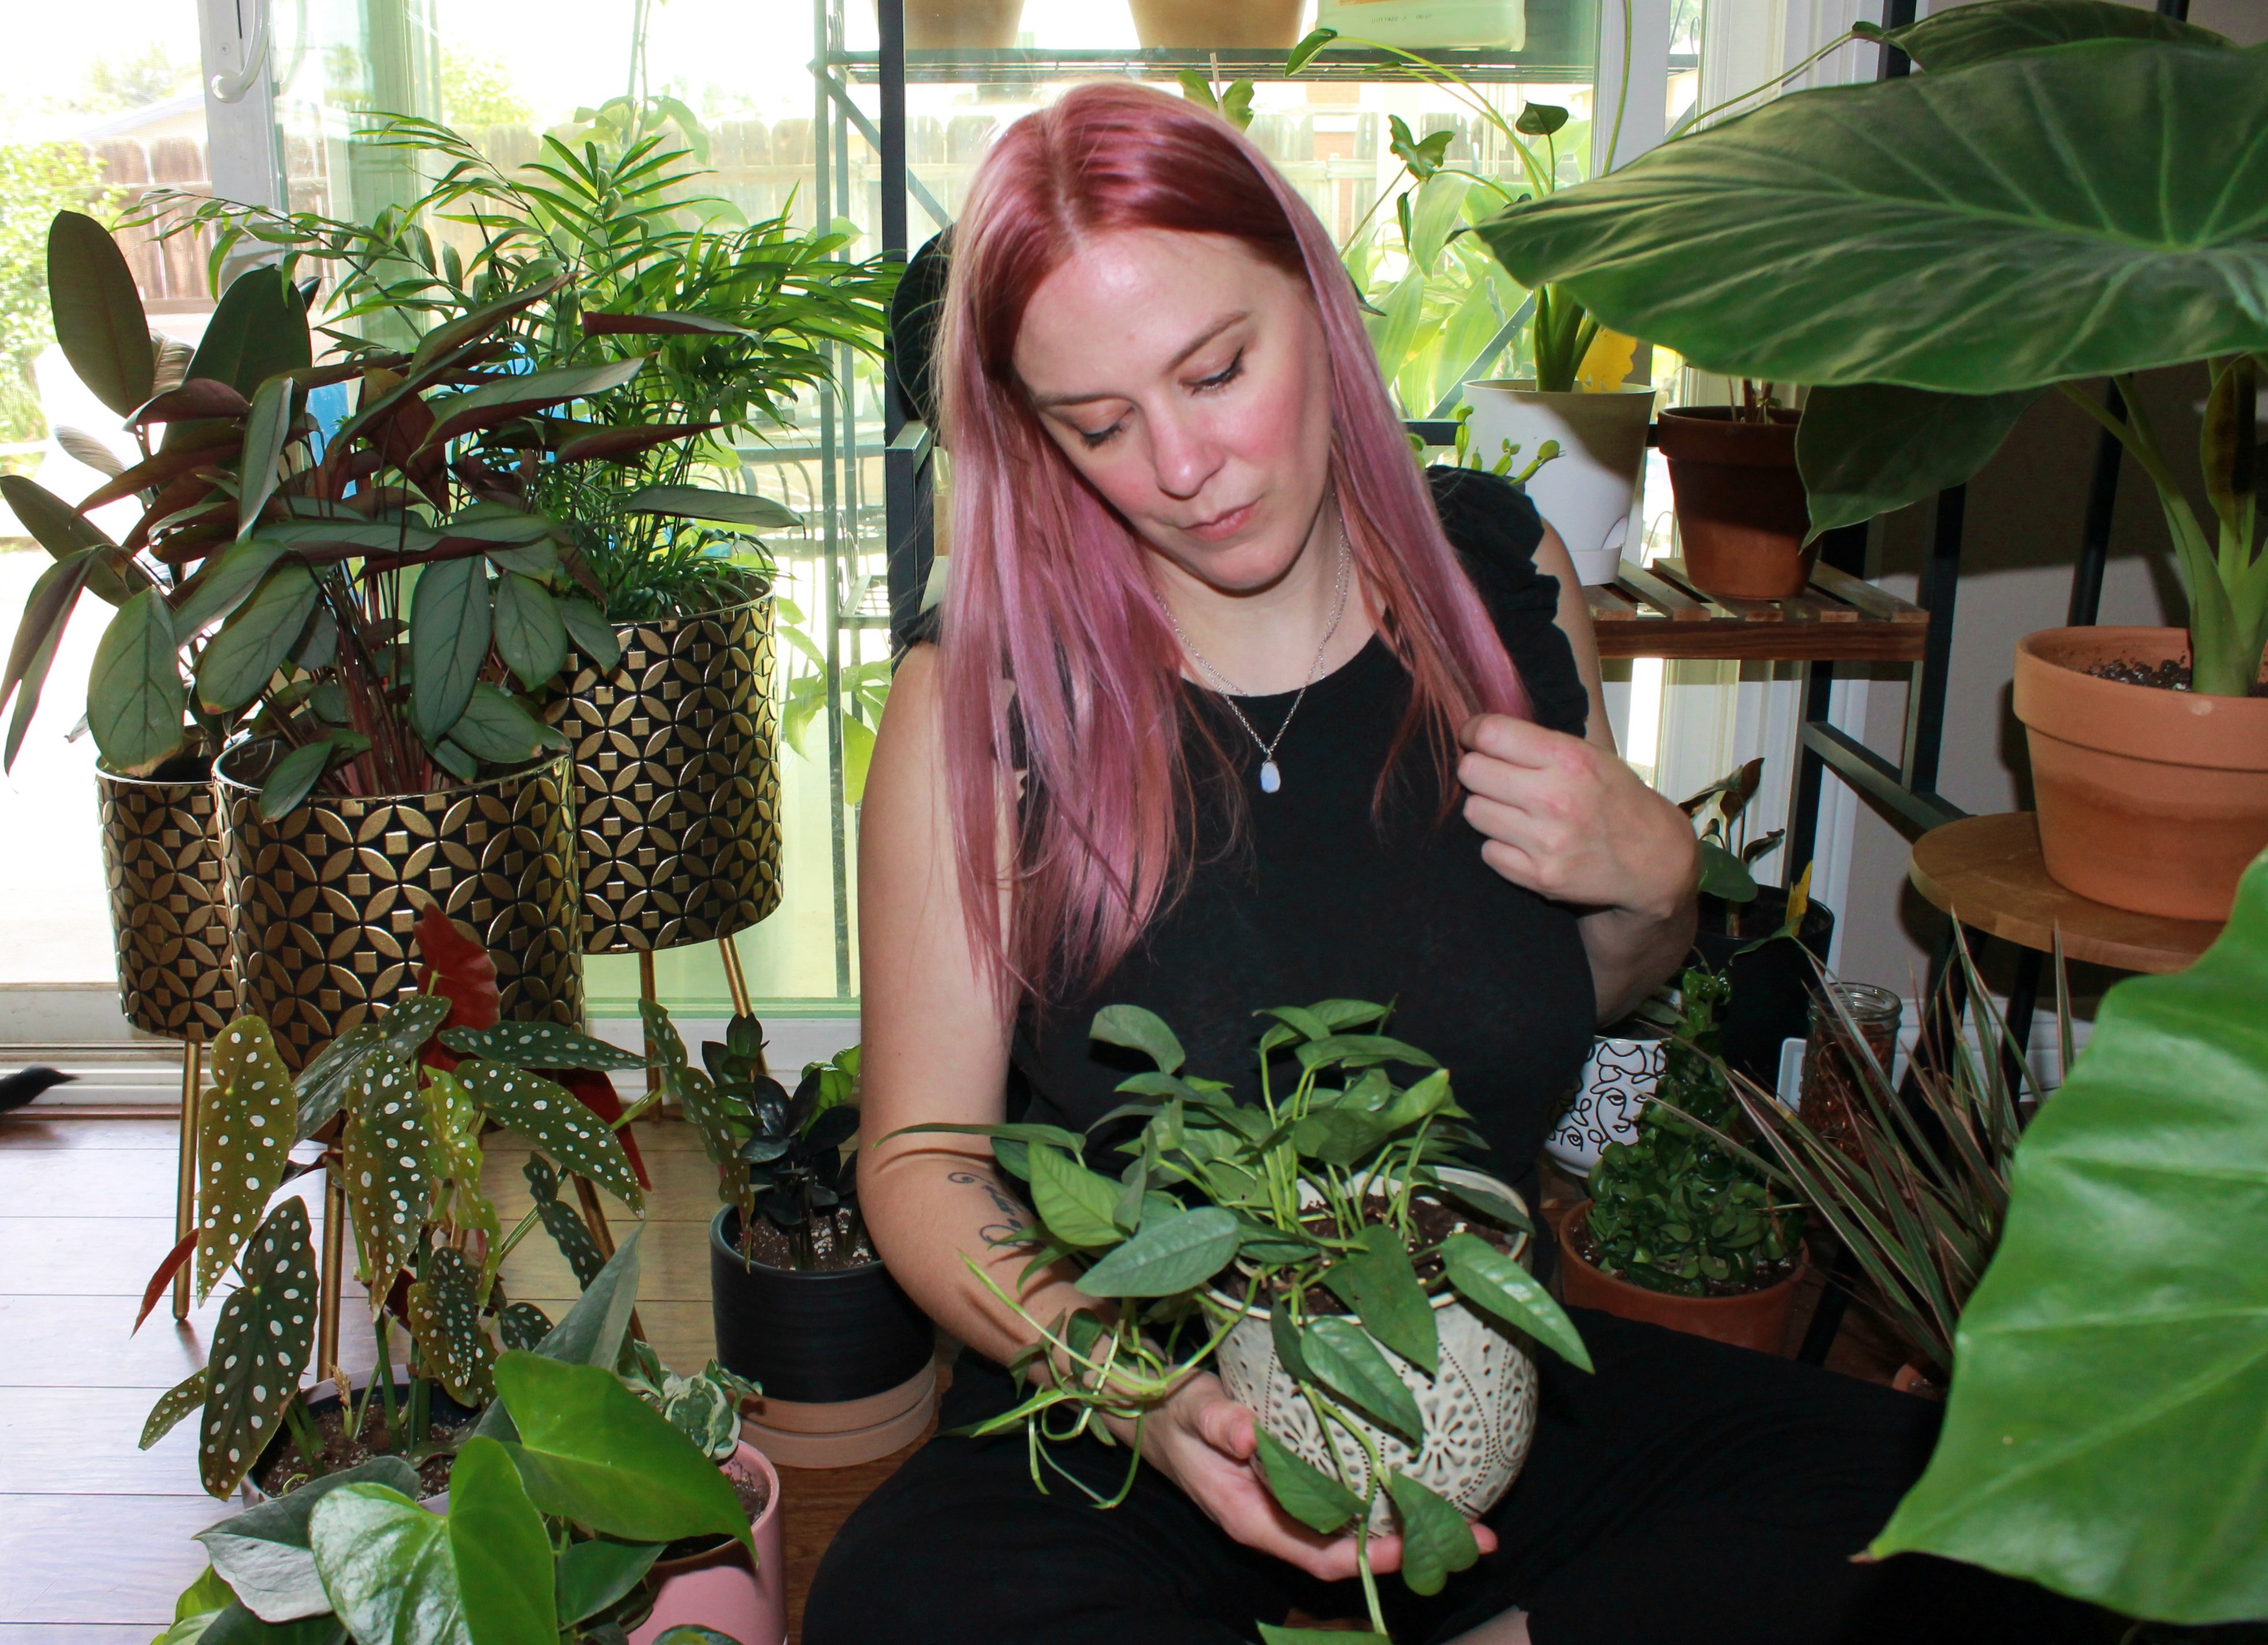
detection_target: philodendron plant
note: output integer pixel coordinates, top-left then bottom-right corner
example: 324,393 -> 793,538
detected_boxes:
897,1001 -> 1590,1643
0,210 -> 709,814
136,907 -> 656,1499
157,1238 -> 758,1645
1472,2 -> 2268,695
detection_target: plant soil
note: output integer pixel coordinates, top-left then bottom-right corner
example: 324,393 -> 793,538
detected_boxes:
254,1393 -> 474,1498
737,1205 -> 876,1271
1567,1211 -> 1798,1301
2088,657 -> 2268,698
657,1451 -> 770,1562
1256,1189 -> 1519,1309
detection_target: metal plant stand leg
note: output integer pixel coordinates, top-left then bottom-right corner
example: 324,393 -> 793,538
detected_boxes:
319,1168 -> 347,1378
718,935 -> 753,1020
638,951 -> 664,1111
173,1040 -> 202,1322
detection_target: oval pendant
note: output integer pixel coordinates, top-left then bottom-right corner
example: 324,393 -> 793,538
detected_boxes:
1258,760 -> 1282,794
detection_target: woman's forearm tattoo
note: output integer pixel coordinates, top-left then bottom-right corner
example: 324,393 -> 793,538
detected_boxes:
947,1166 -> 1032,1248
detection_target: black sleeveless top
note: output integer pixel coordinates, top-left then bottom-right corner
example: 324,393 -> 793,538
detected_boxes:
1003,468 -> 1596,1193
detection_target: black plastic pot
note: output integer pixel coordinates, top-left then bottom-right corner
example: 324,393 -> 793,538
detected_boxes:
1693,889 -> 1835,1088
709,1208 -> 934,1404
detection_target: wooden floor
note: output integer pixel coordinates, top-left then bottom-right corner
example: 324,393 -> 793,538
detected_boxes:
0,1108 -> 926,1645
0,1109 -> 1899,1645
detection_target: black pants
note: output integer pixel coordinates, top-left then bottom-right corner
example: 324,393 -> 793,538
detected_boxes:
805,1309 -> 2098,1645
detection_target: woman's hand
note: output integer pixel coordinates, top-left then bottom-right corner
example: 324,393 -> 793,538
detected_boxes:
1457,713 -> 1700,1020
1119,1371 -> 1498,1581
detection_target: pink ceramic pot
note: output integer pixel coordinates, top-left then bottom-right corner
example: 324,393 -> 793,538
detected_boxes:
629,1441 -> 786,1645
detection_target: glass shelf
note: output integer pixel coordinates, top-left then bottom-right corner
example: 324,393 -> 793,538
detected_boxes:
825,44 -> 1600,85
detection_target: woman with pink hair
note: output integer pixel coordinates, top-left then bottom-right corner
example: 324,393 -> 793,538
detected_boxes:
816,83 -> 2080,1645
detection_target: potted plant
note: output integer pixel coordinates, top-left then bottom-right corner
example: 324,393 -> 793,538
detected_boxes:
1473,6 -> 2268,920
903,0 -> 1025,49
897,999 -> 1590,1642
1559,968 -> 1810,1354
1658,380 -> 1814,600
1682,758 -> 1833,1087
647,1007 -> 938,1467
1132,0 -> 1306,49
141,102 -> 900,959
1544,996 -> 1669,1179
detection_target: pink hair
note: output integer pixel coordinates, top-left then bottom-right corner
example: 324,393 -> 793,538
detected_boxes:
935,81 -> 1531,1006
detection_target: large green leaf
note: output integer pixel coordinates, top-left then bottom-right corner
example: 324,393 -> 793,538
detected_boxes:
621,485 -> 800,529
1440,1232 -> 1592,1372
1796,385 -> 2041,539
176,539 -> 291,633
87,586 -> 185,774
459,1059 -> 643,1212
236,375 -> 296,539
198,1457 -> 422,1622
1859,0 -> 2230,71
196,564 -> 319,714
1089,1004 -> 1185,1074
188,269 -> 312,400
407,557 -> 493,742
1473,41 -> 2268,394
1322,1226 -> 1439,1375
1299,1316 -> 1423,1443
422,359 -> 649,449
491,1352 -> 751,1551
307,1438 -> 554,1645
2,546 -> 95,770
1387,1471 -> 1480,1597
1074,1206 -> 1240,1298
1027,1142 -> 1127,1248
441,682 -> 564,766
196,1017 -> 299,1300
490,573 -> 566,690
1872,853 -> 2268,1624
556,1539 -> 662,1625
198,1200 -> 318,1498
406,1246 -> 495,1404
439,1022 -> 649,1071
343,1051 -> 432,1302
47,211 -> 154,417
1252,1427 -> 1363,1534
471,1224 -> 643,1444
1,474 -> 146,609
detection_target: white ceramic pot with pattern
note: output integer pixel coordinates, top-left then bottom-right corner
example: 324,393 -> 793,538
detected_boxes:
1545,1030 -> 1668,1178
1209,1168 -> 1540,1533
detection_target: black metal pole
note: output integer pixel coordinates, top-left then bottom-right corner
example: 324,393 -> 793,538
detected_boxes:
2068,384 -> 2125,627
1901,485 -> 1965,794
876,0 -> 930,645
1878,0 -> 1919,79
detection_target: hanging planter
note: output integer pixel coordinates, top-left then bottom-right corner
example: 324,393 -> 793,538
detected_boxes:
1657,406 -> 1815,601
214,743 -> 583,1068
1461,382 -> 1655,585
96,754 -> 238,1040
550,585 -> 784,955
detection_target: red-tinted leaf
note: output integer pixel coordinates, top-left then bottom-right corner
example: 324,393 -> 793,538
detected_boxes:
556,1067 -> 651,1190
126,378 -> 251,428
149,519 -> 234,567
556,422 -> 721,463
79,441 -> 241,512
580,312 -> 750,338
412,902 -> 501,1060
133,1227 -> 198,1334
124,471 -> 223,552
373,391 -> 446,507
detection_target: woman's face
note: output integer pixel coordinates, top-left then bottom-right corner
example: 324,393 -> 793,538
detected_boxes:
1013,227 -> 1335,596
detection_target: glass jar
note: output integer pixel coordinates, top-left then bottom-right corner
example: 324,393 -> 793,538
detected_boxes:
1799,984 -> 1902,1159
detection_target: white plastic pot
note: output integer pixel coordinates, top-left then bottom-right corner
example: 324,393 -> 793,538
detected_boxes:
1209,1168 -> 1540,1533
1462,381 -> 1655,585
1545,1031 -> 1667,1178
1314,0 -> 1525,47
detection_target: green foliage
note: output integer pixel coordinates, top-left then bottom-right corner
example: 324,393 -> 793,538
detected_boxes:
196,1200 -> 319,1498
1584,969 -> 1805,1297
1871,851 -> 2268,1623
0,157 -> 112,446
891,1000 -> 1585,1637
1474,20 -> 2268,694
195,1018 -> 299,1302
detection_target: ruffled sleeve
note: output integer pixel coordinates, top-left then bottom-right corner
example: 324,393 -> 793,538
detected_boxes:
1426,466 -> 1591,740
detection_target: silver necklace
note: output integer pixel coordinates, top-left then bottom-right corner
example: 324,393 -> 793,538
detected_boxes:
1164,529 -> 1352,795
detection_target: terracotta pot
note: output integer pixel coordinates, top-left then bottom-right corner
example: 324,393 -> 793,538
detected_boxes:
2013,627 -> 2268,922
903,0 -> 1025,49
1556,1202 -> 1805,1356
630,1441 -> 786,1645
1658,407 -> 1815,601
1130,0 -> 1307,47
1211,1169 -> 1540,1532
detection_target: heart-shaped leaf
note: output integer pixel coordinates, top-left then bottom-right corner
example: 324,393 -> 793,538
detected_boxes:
198,1199 -> 318,1498
1253,1427 -> 1364,1534
439,1022 -> 649,1071
1441,1231 -> 1591,1372
198,1457 -> 421,1622
1323,1226 -> 1439,1376
557,1538 -> 662,1625
1075,1207 -> 1239,1298
491,1352 -> 751,1550
1387,1470 -> 1480,1596
460,1060 -> 643,1212
197,1017 -> 298,1300
1028,1142 -> 1127,1249
1299,1316 -> 1423,1443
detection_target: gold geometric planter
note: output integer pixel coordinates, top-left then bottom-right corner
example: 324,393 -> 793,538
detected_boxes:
549,590 -> 783,955
214,745 -> 583,1068
96,762 -> 237,1041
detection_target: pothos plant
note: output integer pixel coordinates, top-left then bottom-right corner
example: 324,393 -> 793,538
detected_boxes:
896,1000 -> 1591,1642
1581,968 -> 1807,1298
134,905 -> 659,1499
157,1239 -> 759,1645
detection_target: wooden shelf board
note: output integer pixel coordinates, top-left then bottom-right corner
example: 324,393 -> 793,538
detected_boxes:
1587,558 -> 1929,663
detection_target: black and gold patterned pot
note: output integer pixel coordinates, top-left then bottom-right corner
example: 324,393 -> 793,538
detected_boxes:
96,758 -> 237,1040
550,590 -> 783,954
214,745 -> 583,1067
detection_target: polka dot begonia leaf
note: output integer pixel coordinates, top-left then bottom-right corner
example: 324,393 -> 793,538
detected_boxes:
405,1246 -> 494,1404
140,1367 -> 208,1451
196,1197 -> 318,1498
522,1153 -> 606,1288
437,1021 -> 653,1071
344,1050 -> 434,1312
195,1017 -> 300,1303
460,1058 -> 644,1213
497,1300 -> 554,1353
